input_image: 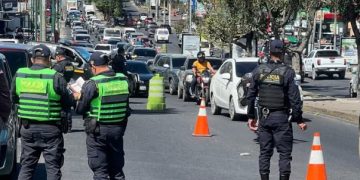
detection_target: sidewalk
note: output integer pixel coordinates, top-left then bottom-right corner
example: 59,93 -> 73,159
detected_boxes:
303,92 -> 360,125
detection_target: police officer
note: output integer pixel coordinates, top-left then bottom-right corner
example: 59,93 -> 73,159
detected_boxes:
76,52 -> 130,180
11,44 -> 74,180
53,47 -> 75,133
111,47 -> 128,76
52,47 -> 75,83
246,40 -> 307,180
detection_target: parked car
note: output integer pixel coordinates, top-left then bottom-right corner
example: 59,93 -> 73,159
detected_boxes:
126,60 -> 153,96
210,58 -> 259,120
303,50 -> 347,80
177,57 -> 224,101
155,28 -> 169,43
151,54 -> 187,94
0,43 -> 33,76
0,53 -> 17,178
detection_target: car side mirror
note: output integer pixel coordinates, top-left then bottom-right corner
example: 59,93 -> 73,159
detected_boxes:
180,66 -> 185,70
221,73 -> 231,80
163,64 -> 170,68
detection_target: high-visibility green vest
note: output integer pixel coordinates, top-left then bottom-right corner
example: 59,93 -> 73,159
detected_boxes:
15,68 -> 61,121
89,73 -> 129,123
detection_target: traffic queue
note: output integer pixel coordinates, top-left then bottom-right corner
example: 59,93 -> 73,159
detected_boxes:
0,4 -> 309,180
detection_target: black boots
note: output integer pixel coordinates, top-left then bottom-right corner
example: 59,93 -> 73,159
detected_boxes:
280,174 -> 290,180
260,174 -> 269,180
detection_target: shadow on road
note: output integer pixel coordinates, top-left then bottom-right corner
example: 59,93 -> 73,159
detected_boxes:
132,108 -> 180,115
293,138 -> 308,144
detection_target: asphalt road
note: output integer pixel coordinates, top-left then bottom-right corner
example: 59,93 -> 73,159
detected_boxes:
14,2 -> 360,180
302,75 -> 350,98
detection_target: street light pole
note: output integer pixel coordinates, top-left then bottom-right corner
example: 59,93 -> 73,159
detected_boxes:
168,0 -> 171,26
163,0 -> 165,24
40,0 -> 46,41
188,0 -> 192,33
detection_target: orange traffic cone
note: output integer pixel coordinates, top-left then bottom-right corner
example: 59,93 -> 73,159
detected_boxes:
306,132 -> 327,180
192,98 -> 211,137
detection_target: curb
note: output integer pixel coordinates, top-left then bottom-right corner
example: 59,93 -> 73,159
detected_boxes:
303,105 -> 359,125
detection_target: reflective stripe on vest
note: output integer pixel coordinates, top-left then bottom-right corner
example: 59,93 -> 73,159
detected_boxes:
89,74 -> 129,123
15,68 -> 61,121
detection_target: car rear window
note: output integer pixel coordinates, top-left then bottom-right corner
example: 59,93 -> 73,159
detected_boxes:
126,62 -> 151,74
316,51 -> 340,57
158,30 -> 168,35
133,49 -> 157,57
95,45 -> 110,50
235,62 -> 258,77
0,50 -> 28,75
75,36 -> 90,41
172,58 -> 186,68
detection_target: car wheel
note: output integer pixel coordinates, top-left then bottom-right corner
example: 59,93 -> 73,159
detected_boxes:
169,79 -> 177,95
328,73 -> 334,79
229,97 -> 240,121
182,85 -> 190,102
177,84 -> 183,99
339,71 -> 345,79
311,68 -> 318,80
210,93 -> 221,115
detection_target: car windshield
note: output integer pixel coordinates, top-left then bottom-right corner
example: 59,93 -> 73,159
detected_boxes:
235,62 -> 258,77
75,36 -> 90,41
316,51 -> 340,57
108,39 -> 122,45
75,31 -> 88,34
95,45 -> 110,50
1,51 -> 28,75
104,30 -> 121,37
87,11 -> 95,15
126,62 -> 151,74
117,43 -> 128,49
172,57 -> 186,68
73,46 -> 91,61
158,30 -> 168,35
125,30 -> 136,34
133,49 -> 157,57
74,22 -> 82,26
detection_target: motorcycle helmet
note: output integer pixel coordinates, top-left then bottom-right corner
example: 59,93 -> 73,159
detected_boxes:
197,51 -> 205,62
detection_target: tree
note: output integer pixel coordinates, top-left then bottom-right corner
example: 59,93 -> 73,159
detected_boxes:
337,0 -> 360,96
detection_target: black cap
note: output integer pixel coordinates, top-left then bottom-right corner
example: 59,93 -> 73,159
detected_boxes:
270,40 -> 284,53
197,51 -> 205,60
117,47 -> 125,54
55,47 -> 66,56
89,51 -> 109,66
32,44 -> 51,58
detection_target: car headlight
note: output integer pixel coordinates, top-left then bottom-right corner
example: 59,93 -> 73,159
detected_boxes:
202,77 -> 210,83
185,74 -> 193,83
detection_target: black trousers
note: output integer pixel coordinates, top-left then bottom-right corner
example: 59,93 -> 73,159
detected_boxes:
258,111 -> 293,176
18,124 -> 65,180
86,125 -> 126,180
190,76 -> 197,94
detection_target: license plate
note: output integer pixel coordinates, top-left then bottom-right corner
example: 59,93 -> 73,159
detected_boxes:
139,86 -> 147,90
329,69 -> 336,71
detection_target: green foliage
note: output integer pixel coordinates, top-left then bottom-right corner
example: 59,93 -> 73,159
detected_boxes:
174,20 -> 187,34
94,0 -> 123,19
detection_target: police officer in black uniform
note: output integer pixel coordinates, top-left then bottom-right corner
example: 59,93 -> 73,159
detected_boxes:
11,44 -> 74,180
53,47 -> 75,133
246,40 -> 307,180
111,47 -> 128,76
76,52 -> 130,180
52,47 -> 75,83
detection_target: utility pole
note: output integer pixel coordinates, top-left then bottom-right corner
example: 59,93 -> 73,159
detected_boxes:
40,0 -> 46,41
155,0 -> 158,22
188,0 -> 192,33
168,0 -> 171,26
163,0 -> 166,24
148,0 -> 151,16
318,9 -> 323,48
51,0 -> 56,42
333,7 -> 337,49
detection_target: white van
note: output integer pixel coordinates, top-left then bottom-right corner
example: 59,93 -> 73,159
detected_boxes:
102,28 -> 122,42
122,27 -> 136,39
154,28 -> 169,43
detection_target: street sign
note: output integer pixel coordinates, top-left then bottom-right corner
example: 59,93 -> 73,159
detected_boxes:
182,34 -> 200,56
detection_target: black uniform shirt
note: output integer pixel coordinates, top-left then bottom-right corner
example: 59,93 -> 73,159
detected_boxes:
52,58 -> 75,82
246,61 -> 303,122
111,54 -> 128,76
11,64 -> 74,111
76,69 -> 129,126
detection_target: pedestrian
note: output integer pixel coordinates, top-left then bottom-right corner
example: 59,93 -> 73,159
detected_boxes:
53,47 -> 75,132
246,40 -> 307,180
76,52 -> 131,180
12,44 -> 74,180
111,47 -> 128,76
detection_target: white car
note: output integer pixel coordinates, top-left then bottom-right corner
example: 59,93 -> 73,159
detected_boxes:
210,58 -> 259,120
72,29 -> 88,38
94,44 -> 116,54
303,49 -> 347,80
102,28 -> 122,43
155,28 -> 169,43
73,34 -> 91,43
122,27 -> 136,39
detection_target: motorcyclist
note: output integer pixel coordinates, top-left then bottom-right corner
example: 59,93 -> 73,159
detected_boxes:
190,51 -> 216,97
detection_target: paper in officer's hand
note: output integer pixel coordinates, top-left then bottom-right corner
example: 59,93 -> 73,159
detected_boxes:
69,77 -> 85,93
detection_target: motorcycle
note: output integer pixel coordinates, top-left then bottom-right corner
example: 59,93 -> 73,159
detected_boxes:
193,71 -> 211,106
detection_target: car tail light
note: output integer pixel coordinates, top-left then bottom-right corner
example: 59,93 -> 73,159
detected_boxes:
317,59 -> 321,65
